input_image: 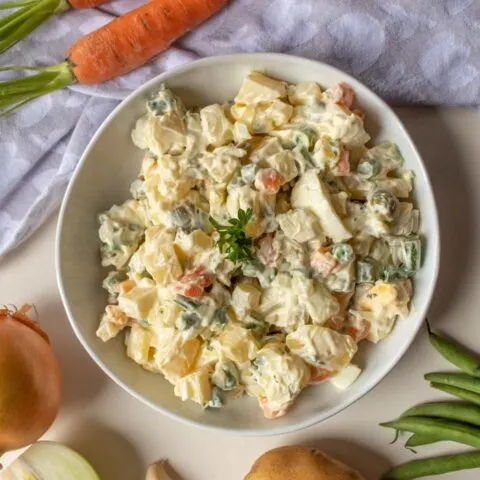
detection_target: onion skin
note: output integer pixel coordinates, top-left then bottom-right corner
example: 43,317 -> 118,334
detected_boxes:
0,307 -> 62,453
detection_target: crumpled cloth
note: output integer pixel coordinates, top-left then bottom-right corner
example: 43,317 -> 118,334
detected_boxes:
1,0 -> 479,257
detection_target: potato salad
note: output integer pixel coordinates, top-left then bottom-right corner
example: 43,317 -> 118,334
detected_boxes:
96,72 -> 422,418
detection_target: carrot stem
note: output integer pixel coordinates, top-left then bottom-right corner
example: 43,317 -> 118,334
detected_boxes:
0,0 -> 69,54
0,62 -> 75,116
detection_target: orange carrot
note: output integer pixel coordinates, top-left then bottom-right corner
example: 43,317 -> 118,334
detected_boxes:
70,0 -> 227,84
0,0 -> 228,115
310,367 -> 333,384
175,265 -> 215,299
254,168 -> 282,195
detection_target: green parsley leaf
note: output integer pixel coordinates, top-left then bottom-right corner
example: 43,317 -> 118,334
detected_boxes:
209,208 -> 254,264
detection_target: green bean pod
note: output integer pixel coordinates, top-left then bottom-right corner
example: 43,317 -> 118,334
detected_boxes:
425,372 -> 480,394
405,434 -> 443,448
380,416 -> 480,448
383,451 -> 480,479
426,320 -> 480,376
431,383 -> 480,406
402,401 -> 480,427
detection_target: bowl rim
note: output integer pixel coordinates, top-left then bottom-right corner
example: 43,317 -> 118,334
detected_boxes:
56,52 -> 440,436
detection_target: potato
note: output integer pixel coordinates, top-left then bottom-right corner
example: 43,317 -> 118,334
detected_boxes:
244,446 -> 365,480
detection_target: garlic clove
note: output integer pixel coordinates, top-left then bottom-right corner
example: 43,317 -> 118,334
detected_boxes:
146,461 -> 173,480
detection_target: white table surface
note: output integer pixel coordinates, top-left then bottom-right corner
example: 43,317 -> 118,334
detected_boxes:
1,107 -> 480,480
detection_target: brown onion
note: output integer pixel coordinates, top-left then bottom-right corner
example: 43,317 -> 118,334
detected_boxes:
0,306 -> 62,454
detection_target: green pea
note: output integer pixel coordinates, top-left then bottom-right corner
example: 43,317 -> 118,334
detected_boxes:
357,157 -> 380,179
331,243 -> 353,263
369,190 -> 399,222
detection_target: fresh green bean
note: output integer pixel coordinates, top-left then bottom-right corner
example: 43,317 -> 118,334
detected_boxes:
382,451 -> 480,479
402,401 -> 480,427
405,434 -> 443,447
425,372 -> 480,394
380,416 -> 480,448
431,382 -> 480,406
426,319 -> 480,376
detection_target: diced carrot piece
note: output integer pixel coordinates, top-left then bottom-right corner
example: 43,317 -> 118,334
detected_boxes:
311,249 -> 337,276
310,367 -> 333,384
336,83 -> 355,109
175,265 -> 214,298
119,279 -> 136,294
346,319 -> 370,343
255,168 -> 282,194
334,148 -> 350,176
259,397 -> 288,419
105,305 -> 130,326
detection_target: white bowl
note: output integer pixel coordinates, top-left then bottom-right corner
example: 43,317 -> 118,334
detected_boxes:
56,53 -> 440,436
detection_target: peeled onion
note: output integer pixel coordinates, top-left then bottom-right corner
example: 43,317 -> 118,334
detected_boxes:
0,306 -> 62,454
1,441 -> 99,479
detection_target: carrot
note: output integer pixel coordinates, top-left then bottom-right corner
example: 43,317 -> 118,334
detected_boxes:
259,397 -> 287,420
336,83 -> 355,109
0,0 -> 228,115
175,265 -> 215,298
334,147 -> 350,176
0,0 -> 110,55
310,367 -> 333,384
254,168 -> 282,195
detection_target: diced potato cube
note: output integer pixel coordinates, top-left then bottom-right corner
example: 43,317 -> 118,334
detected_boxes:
231,282 -> 262,319
199,146 -> 244,184
233,121 -> 252,143
210,322 -> 258,365
286,325 -> 357,370
174,229 -> 214,260
174,367 -> 212,406
330,364 -> 362,390
143,227 -> 183,285
276,208 -> 320,243
200,104 -> 232,147
126,324 -> 153,365
250,100 -> 293,133
118,285 -> 157,322
293,276 -> 340,325
259,273 -> 308,331
287,82 -> 323,105
235,72 -> 287,104
263,151 -> 298,184
96,313 -> 124,342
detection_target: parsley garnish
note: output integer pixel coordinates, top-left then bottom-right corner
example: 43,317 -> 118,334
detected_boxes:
209,208 -> 254,264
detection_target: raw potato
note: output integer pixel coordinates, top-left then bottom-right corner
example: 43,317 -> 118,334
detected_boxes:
244,446 -> 365,480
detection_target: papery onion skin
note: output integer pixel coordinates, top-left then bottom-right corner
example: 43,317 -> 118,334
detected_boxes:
0,307 -> 62,453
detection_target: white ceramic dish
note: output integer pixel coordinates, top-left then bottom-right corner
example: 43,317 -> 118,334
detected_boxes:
56,53 -> 440,436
